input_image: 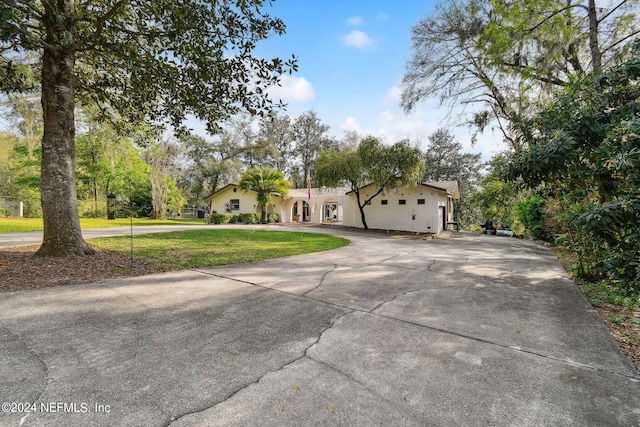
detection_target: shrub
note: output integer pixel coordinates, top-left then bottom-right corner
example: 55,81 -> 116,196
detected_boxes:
82,208 -> 107,218
515,196 -> 547,239
239,213 -> 259,224
267,213 -> 280,223
210,213 -> 233,224
0,208 -> 9,217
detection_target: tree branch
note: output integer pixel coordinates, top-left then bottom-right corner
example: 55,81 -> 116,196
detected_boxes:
9,1 -> 44,19
527,3 -> 589,33
602,29 -> 640,53
1,20 -> 41,48
597,0 -> 628,24
94,0 -> 128,39
500,61 -> 567,86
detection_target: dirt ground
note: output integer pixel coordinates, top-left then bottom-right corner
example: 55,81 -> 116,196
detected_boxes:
1,243 -> 638,375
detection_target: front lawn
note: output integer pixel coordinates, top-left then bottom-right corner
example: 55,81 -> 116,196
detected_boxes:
89,229 -> 350,270
0,217 -> 206,233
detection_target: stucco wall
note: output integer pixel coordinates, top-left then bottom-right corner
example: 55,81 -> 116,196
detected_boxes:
343,185 -> 448,234
208,183 -> 451,232
209,185 -> 286,217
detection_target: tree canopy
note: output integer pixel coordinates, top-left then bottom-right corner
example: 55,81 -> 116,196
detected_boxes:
0,0 -> 296,255
315,136 -> 424,229
402,0 -> 640,149
239,165 -> 290,224
506,41 -> 640,292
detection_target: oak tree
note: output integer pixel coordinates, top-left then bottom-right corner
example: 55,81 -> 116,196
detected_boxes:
0,0 -> 296,255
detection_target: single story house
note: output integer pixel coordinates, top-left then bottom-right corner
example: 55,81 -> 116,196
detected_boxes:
205,181 -> 459,235
343,181 -> 459,234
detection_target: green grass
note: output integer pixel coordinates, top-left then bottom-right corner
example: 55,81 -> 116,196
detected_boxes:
0,217 -> 206,233
89,229 -> 350,270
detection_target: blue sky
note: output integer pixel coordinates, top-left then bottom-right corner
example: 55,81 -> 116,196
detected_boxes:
247,0 -> 507,160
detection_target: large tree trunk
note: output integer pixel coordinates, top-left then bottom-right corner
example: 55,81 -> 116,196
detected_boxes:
37,0 -> 94,256
587,0 -> 602,72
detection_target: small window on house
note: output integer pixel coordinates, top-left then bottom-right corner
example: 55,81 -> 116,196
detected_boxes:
381,200 -> 388,205
229,199 -> 240,210
365,200 -> 371,205
399,199 -> 406,205
417,199 -> 425,205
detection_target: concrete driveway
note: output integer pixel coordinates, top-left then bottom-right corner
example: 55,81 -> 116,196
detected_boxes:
1,228 -> 639,426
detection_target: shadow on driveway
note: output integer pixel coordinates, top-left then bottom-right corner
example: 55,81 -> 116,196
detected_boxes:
1,231 -> 639,426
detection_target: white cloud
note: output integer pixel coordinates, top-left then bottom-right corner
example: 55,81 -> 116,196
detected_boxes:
385,85 -> 402,104
346,16 -> 363,26
373,108 -> 439,143
379,109 -> 397,122
342,30 -> 375,51
268,75 -> 316,103
340,116 -> 364,134
376,13 -> 388,22
374,106 -> 508,160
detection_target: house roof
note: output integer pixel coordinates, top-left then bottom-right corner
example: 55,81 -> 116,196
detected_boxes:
206,182 -> 459,201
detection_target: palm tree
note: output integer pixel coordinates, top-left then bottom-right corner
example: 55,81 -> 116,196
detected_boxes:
239,166 -> 290,223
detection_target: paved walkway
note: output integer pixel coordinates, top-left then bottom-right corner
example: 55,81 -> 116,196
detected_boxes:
1,228 -> 639,426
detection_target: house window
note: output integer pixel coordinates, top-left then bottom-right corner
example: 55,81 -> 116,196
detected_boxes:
399,199 -> 406,205
417,199 -> 425,205
229,199 -> 240,210
365,200 -> 371,205
381,200 -> 388,205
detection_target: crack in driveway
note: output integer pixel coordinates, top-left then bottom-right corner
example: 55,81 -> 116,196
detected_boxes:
164,311 -> 352,426
303,264 -> 338,297
194,268 -> 639,381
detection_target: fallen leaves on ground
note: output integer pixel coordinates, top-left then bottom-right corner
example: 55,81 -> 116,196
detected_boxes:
594,304 -> 640,374
0,245 -> 163,293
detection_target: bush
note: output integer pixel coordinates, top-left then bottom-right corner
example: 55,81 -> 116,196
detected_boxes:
515,196 -> 547,239
0,208 -> 9,217
82,208 -> 107,218
267,213 -> 280,223
210,213 -> 234,224
239,213 -> 259,224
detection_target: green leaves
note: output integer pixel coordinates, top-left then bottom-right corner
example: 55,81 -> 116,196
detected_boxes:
508,40 -> 640,293
3,0 -> 297,133
239,165 -> 290,222
315,136 -> 424,228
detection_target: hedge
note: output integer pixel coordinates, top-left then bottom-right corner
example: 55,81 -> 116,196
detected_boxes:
209,213 -> 234,224
239,213 -> 259,224
212,212 -> 278,224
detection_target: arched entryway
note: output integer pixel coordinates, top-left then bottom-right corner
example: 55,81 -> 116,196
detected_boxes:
322,200 -> 342,223
291,200 -> 310,222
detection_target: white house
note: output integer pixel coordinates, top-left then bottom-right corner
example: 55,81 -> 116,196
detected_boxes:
343,181 -> 459,234
205,184 -> 350,224
205,181 -> 459,235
